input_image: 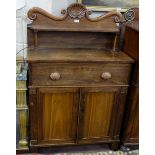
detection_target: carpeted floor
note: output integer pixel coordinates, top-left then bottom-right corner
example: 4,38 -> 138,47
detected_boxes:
17,150 -> 139,155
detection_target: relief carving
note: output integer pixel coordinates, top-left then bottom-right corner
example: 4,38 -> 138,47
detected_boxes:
27,3 -> 122,23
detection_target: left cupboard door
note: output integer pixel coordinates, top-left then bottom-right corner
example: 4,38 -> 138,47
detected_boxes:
29,87 -> 79,146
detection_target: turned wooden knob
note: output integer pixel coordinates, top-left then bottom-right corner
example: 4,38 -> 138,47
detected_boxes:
101,72 -> 111,80
50,72 -> 61,80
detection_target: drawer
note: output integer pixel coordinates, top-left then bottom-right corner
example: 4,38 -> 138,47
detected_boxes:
30,63 -> 131,86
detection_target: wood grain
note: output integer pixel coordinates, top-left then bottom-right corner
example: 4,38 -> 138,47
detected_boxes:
27,3 -> 122,33
78,87 -> 122,144
27,3 -> 134,151
29,88 -> 38,145
123,25 -> 139,59
28,31 -> 116,50
30,63 -> 131,86
27,3 -> 123,51
37,88 -> 79,145
122,85 -> 139,145
27,49 -> 134,63
121,10 -> 139,146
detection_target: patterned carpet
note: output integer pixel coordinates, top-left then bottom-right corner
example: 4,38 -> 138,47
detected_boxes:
18,150 -> 139,155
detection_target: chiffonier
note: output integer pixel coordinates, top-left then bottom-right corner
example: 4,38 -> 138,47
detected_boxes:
121,8 -> 139,148
27,3 -> 134,152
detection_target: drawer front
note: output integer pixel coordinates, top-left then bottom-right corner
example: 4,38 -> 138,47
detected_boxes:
30,63 -> 131,86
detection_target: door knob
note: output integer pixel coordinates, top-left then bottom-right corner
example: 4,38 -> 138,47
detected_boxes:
50,72 -> 61,80
101,72 -> 111,80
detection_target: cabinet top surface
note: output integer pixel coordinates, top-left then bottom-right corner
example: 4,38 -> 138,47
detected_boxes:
27,48 -> 134,63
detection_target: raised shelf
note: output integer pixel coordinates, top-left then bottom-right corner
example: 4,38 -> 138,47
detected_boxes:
28,25 -> 119,33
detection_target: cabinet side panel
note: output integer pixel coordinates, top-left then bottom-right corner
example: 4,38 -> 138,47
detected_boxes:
123,85 -> 139,141
123,27 -> 139,59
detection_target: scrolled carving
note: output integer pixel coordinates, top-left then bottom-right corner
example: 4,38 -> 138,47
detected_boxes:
28,12 -> 37,20
67,3 -> 87,19
117,8 -> 137,23
86,11 -> 123,22
27,7 -> 68,21
27,3 -> 123,23
114,13 -> 123,23
124,9 -> 135,22
61,9 -> 67,15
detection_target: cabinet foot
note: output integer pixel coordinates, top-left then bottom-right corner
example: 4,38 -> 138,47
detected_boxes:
30,147 -> 38,153
109,142 -> 119,151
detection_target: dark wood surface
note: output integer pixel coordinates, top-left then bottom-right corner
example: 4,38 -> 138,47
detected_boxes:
121,8 -> 139,146
27,3 -> 134,152
29,63 -> 131,86
27,24 -> 119,32
35,88 -> 79,145
29,86 -> 129,148
78,86 -> 127,144
124,21 -> 139,32
27,31 -> 118,50
123,23 -> 139,60
27,49 -> 133,63
122,85 -> 139,145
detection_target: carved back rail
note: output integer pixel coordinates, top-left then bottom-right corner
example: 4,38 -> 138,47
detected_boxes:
27,3 -> 122,51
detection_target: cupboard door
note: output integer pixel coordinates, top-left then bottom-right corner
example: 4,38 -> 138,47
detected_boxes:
36,87 -> 79,145
78,87 -> 127,144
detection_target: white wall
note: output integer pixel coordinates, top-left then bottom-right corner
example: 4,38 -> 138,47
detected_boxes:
16,0 -> 76,57
52,0 -> 75,15
16,7 -> 27,57
26,0 -> 52,13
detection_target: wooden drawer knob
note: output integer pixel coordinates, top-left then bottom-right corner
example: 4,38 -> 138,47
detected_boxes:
101,72 -> 112,80
50,72 -> 61,80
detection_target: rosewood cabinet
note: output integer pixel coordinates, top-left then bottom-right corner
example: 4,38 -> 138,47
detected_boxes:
121,8 -> 139,147
27,3 -> 134,152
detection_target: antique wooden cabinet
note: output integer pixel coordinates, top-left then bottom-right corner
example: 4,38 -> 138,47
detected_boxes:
27,3 -> 134,152
121,8 -> 139,147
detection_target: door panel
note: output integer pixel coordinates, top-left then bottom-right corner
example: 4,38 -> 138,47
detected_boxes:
78,87 -> 121,143
37,88 -> 79,145
82,92 -> 114,137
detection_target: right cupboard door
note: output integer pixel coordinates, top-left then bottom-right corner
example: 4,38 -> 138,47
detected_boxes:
78,86 -> 127,144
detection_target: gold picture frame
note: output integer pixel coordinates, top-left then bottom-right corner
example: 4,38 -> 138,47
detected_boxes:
77,0 -> 139,12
